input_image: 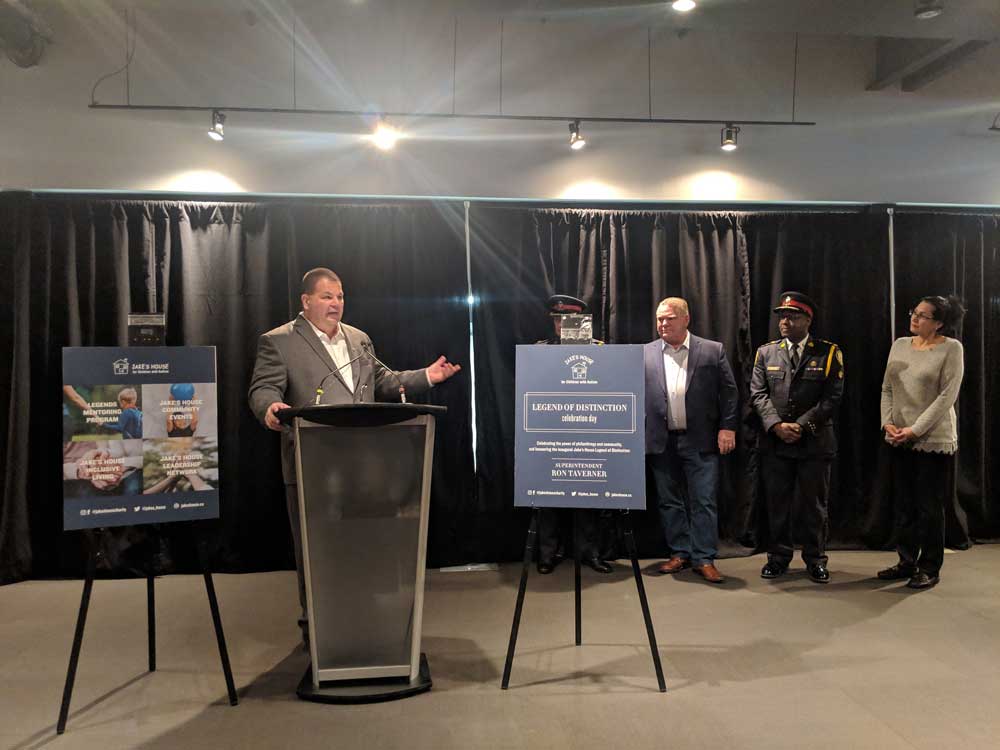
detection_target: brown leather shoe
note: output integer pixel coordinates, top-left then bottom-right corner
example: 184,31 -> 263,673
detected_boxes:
693,563 -> 725,584
656,557 -> 691,574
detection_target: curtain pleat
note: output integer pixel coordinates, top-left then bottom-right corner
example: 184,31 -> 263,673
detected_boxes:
0,195 -> 474,582
1,194 -> 997,585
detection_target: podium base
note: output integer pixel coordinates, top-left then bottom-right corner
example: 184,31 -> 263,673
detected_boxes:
296,653 -> 432,704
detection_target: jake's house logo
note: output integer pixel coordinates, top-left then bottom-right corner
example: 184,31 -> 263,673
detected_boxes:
564,353 -> 594,381
113,358 -> 129,375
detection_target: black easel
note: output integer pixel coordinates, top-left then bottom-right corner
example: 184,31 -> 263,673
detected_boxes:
57,526 -> 238,734
501,508 -> 666,692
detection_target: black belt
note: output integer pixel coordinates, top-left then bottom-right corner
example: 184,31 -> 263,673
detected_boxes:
667,429 -> 686,435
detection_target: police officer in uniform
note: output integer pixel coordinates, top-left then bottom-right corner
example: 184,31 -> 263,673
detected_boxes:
750,292 -> 844,583
535,294 -> 613,575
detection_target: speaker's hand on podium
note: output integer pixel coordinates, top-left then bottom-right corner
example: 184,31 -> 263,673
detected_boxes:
426,356 -> 461,385
265,401 -> 291,431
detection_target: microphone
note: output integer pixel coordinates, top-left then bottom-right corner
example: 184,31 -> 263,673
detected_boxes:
361,341 -> 408,404
314,351 -> 366,405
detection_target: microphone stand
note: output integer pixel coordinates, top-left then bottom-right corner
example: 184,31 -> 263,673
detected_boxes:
362,342 -> 408,403
314,352 -> 366,405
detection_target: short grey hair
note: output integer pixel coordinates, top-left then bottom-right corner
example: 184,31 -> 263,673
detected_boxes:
656,297 -> 689,317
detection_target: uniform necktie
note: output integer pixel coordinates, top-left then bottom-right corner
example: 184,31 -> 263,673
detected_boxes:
791,343 -> 800,369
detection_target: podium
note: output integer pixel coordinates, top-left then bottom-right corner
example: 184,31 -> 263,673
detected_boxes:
277,403 -> 446,703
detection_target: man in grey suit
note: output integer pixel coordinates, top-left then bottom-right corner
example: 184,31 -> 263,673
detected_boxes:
249,267 -> 460,643
644,297 -> 738,584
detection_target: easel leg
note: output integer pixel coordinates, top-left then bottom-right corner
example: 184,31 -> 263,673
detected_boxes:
198,537 -> 238,706
622,512 -> 666,692
501,508 -> 539,689
573,512 -> 582,646
57,531 -> 98,734
147,575 -> 156,672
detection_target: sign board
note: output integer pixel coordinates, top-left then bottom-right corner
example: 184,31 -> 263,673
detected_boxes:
514,344 -> 645,510
61,347 -> 219,530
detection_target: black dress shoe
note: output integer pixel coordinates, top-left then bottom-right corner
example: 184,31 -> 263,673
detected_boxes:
583,556 -> 614,574
808,564 -> 830,583
537,559 -> 556,574
760,561 -> 787,579
906,572 -> 939,589
877,563 -> 917,580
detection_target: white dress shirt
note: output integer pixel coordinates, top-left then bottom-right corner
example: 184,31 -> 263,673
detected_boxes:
784,333 -> 810,368
304,317 -> 354,393
662,331 -> 691,430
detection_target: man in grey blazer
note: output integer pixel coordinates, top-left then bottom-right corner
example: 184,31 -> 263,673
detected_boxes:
644,297 -> 738,584
249,267 -> 460,643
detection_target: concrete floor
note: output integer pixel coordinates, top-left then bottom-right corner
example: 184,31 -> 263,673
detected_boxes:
2,548 -> 999,750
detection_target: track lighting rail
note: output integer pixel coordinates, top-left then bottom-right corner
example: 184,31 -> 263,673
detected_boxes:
88,103 -> 814,128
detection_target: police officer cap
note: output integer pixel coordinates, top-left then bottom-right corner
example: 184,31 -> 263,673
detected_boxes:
773,291 -> 816,318
547,294 -> 588,315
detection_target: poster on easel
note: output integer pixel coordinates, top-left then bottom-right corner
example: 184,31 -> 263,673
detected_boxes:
62,347 -> 219,530
514,344 -> 646,510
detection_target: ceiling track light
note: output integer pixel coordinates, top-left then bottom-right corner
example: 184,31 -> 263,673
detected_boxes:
914,1 -> 944,20
671,0 -> 697,12
207,109 -> 225,141
569,119 -> 586,150
721,123 -> 740,151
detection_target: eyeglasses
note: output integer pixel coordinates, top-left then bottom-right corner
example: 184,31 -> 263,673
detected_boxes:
909,309 -> 935,322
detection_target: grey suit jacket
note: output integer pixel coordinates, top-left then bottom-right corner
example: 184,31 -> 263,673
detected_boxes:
248,315 -> 431,483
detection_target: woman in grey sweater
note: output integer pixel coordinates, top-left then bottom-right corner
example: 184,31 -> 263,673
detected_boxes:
878,295 -> 965,589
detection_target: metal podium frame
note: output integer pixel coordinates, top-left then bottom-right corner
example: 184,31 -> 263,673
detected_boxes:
278,403 -> 445,703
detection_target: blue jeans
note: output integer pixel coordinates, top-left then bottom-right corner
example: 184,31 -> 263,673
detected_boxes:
648,433 -> 719,566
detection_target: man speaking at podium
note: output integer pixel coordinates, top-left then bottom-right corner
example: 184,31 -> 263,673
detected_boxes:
249,267 -> 460,645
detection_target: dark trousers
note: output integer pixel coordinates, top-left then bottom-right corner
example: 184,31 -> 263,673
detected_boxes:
890,447 -> 953,576
647,433 -> 720,566
285,484 -> 309,643
537,508 -> 600,562
760,448 -> 831,567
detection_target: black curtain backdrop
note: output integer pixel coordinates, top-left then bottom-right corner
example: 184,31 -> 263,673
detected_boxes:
2,193 -> 998,584
0,194 -> 474,583
891,212 -> 1000,545
742,211 -> 892,550
468,205 -> 917,560
468,207 -> 775,558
